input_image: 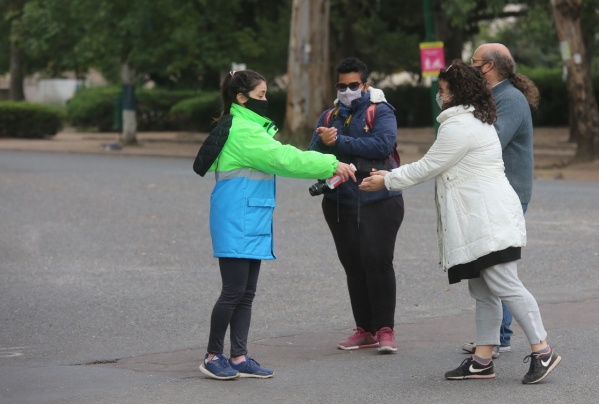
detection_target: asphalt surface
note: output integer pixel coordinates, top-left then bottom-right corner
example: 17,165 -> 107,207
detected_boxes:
1,150 -> 598,403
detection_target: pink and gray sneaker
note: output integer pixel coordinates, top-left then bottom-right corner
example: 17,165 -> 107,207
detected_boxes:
337,327 -> 379,350
376,326 -> 398,353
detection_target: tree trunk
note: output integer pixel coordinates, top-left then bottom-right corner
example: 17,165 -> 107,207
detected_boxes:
551,0 -> 599,161
120,62 -> 138,145
9,40 -> 26,101
283,0 -> 330,147
8,0 -> 26,101
566,86 -> 578,143
566,1 -> 596,144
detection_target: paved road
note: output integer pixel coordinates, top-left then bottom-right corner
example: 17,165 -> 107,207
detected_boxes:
1,151 -> 598,403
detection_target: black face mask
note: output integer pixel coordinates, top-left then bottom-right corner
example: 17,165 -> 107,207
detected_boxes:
245,97 -> 268,117
474,62 -> 489,74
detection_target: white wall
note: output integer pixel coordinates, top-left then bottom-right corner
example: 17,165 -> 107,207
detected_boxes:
26,78 -> 81,106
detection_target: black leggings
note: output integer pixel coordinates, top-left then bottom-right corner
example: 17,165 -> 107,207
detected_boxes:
207,258 -> 261,357
322,195 -> 404,333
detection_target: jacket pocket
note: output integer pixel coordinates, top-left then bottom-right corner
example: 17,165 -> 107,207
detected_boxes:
245,197 -> 276,236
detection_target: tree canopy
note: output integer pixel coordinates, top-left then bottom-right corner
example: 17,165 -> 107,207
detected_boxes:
3,0 -> 596,89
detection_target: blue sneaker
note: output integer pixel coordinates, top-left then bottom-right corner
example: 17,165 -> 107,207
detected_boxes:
199,353 -> 239,380
229,356 -> 274,378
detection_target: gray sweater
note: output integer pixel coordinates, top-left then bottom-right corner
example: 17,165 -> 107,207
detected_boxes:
492,80 -> 534,204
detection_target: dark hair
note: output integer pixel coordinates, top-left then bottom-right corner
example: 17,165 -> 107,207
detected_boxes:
438,59 -> 497,125
336,57 -> 369,83
485,50 -> 540,110
219,70 -> 266,120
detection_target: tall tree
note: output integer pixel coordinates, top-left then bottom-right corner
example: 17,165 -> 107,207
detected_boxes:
551,0 -> 599,161
2,0 -> 28,100
284,0 -> 331,142
71,0 -> 189,143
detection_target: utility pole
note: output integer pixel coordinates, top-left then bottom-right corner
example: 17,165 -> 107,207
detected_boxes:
422,0 -> 440,131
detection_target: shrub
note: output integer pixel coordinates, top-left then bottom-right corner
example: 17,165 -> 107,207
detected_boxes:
64,69 -> 599,133
137,89 -> 198,131
519,67 -> 568,126
169,92 -> 222,132
383,86 -> 433,128
264,90 -> 287,129
169,90 -> 288,133
0,101 -> 64,138
67,86 -> 199,131
66,86 -> 119,131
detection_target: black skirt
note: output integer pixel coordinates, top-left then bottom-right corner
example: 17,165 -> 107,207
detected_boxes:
447,246 -> 521,284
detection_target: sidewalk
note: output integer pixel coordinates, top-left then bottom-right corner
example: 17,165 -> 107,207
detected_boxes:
1,127 -> 598,182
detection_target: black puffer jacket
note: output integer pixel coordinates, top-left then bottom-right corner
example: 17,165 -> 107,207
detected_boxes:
193,115 -> 233,177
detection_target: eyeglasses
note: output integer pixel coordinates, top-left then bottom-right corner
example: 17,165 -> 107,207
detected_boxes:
470,58 -> 489,65
335,81 -> 363,92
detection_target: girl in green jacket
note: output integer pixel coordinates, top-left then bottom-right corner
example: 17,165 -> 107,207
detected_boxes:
194,70 -> 356,380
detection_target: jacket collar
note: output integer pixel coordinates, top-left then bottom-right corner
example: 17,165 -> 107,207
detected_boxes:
491,79 -> 514,97
231,103 -> 278,137
436,105 -> 476,124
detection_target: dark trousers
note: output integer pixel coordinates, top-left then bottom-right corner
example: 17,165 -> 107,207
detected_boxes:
207,258 -> 261,357
322,195 -> 404,333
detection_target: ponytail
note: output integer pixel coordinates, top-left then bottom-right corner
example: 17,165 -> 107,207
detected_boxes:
217,70 -> 266,121
489,51 -> 540,110
510,74 -> 540,110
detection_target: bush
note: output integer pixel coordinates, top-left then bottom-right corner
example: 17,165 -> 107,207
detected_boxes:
64,69 -> 599,133
67,86 -> 199,131
519,67 -> 569,126
66,86 -> 119,131
383,86 -> 433,128
169,92 -> 221,132
137,89 -> 198,131
169,90 -> 288,133
264,90 -> 287,129
0,101 -> 64,138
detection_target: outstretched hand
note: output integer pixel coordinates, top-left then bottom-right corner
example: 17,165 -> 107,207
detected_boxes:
359,170 -> 388,192
335,162 -> 357,183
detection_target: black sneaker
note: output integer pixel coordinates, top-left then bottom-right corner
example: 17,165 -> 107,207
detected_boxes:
522,348 -> 561,384
445,357 -> 495,380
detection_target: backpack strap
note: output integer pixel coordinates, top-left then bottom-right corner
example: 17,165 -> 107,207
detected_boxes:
324,103 -> 400,167
323,108 -> 337,127
364,103 -> 400,167
365,103 -> 376,130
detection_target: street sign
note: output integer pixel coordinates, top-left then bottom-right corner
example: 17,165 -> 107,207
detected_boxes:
420,42 -> 445,77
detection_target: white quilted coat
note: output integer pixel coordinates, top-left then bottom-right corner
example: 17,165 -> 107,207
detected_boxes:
384,105 -> 526,270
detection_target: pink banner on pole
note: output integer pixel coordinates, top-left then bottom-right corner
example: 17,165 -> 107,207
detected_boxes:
420,42 -> 445,77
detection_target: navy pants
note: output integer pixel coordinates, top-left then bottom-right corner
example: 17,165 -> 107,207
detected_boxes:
207,258 -> 261,357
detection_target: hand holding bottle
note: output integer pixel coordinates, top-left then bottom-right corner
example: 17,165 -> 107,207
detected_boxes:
329,162 -> 356,188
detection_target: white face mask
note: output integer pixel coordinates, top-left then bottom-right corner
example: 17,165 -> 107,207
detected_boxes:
436,93 -> 451,109
435,94 -> 444,109
337,87 -> 362,107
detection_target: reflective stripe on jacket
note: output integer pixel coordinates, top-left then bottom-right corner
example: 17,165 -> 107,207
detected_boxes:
207,104 -> 339,260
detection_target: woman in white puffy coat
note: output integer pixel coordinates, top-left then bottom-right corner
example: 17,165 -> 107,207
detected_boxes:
360,60 -> 560,384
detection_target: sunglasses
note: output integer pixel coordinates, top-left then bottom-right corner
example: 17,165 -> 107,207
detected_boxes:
335,81 -> 363,92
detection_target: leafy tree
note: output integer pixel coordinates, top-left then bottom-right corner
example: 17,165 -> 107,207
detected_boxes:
21,0 -> 89,78
1,0 -> 28,100
552,0 -> 599,161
